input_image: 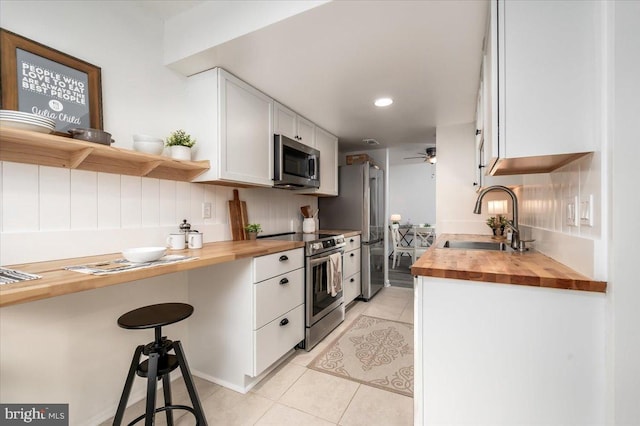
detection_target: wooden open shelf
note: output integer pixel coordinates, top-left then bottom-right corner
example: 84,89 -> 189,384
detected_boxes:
0,127 -> 210,182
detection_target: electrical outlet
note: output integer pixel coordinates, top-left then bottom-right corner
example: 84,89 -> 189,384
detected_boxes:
202,202 -> 212,219
580,194 -> 594,227
566,196 -> 578,227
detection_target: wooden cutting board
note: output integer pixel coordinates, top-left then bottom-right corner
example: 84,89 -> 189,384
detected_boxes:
228,189 -> 248,240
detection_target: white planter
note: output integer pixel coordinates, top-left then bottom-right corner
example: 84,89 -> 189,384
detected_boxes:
169,145 -> 192,161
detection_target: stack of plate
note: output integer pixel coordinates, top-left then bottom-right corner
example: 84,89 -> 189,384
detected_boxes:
0,110 -> 56,134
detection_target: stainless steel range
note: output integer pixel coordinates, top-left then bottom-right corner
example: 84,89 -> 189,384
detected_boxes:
259,232 -> 346,350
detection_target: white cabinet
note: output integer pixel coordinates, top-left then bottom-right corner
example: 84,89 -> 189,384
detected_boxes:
415,275 -> 605,425
187,247 -> 304,393
187,68 -> 274,186
487,0 -> 599,176
252,248 -> 305,376
343,235 -> 361,305
296,126 -> 339,196
274,102 -> 315,147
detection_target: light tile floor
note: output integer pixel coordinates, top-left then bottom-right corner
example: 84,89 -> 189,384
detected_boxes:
104,285 -> 414,426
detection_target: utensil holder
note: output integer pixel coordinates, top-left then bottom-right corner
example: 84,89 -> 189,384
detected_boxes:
303,218 -> 316,234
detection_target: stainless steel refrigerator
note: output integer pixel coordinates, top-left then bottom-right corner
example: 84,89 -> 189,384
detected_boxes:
319,162 -> 385,300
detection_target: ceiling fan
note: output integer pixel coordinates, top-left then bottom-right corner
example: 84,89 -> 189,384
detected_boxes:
404,147 -> 437,164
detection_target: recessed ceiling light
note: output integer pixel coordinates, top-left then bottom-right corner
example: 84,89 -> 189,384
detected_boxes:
374,97 -> 393,107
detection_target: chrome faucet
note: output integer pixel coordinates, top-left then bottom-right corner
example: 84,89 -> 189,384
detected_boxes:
473,185 -> 520,250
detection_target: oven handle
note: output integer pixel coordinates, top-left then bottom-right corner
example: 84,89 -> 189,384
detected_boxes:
308,250 -> 343,267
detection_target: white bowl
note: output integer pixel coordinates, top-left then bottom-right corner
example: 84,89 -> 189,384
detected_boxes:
133,140 -> 164,155
122,247 -> 166,263
133,134 -> 164,142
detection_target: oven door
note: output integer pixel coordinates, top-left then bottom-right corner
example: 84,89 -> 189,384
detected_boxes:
306,249 -> 344,326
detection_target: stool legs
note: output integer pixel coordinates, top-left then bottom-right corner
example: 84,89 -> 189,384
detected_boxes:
162,374 -> 174,426
114,345 -> 144,425
144,352 -> 159,426
173,341 -> 208,426
114,341 -> 207,426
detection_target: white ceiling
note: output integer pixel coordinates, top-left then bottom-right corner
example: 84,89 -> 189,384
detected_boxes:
140,0 -> 488,164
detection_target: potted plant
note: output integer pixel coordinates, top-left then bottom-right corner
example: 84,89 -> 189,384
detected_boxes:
486,216 -> 508,238
245,223 -> 262,240
166,129 -> 196,160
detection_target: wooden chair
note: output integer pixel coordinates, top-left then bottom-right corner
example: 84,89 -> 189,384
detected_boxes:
413,226 -> 436,248
391,224 -> 424,268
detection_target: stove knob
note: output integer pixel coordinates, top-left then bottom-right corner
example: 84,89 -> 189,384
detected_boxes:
312,242 -> 323,251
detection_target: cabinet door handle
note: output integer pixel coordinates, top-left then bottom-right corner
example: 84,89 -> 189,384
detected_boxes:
279,278 -> 289,285
279,255 -> 288,262
350,253 -> 355,257
350,238 -> 355,243
350,278 -> 355,282
280,318 -> 289,326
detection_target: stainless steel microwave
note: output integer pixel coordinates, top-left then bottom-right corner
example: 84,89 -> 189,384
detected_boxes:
273,134 -> 320,189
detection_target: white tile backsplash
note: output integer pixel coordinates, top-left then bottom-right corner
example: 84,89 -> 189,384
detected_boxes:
0,162 -> 317,265
141,177 -> 160,227
2,163 -> 39,232
520,153 -> 601,239
519,152 -> 604,279
97,173 -> 121,229
70,170 -> 98,230
158,179 -> 177,226
40,167 -> 70,231
120,175 -> 142,228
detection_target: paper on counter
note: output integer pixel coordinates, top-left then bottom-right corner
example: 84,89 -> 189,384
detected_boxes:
64,255 -> 198,275
0,267 -> 42,285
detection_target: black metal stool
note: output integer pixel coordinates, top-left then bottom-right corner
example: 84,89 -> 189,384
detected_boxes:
114,303 -> 207,426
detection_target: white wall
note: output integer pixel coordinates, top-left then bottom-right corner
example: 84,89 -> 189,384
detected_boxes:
435,123 -> 489,234
610,1 -> 640,423
388,163 -> 436,226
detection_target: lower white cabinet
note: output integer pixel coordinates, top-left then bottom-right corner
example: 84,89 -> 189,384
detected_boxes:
253,249 -> 305,375
254,268 -> 304,329
343,235 -> 361,305
254,304 -> 304,375
187,248 -> 304,393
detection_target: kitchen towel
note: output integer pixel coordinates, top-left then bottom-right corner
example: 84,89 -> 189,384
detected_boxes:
328,252 -> 342,297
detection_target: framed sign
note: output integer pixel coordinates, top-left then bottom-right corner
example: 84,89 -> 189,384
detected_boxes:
0,28 -> 102,134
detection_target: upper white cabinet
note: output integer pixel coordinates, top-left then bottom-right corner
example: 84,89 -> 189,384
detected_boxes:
487,0 -> 599,175
187,68 -> 274,186
296,126 -> 339,196
274,102 -> 315,147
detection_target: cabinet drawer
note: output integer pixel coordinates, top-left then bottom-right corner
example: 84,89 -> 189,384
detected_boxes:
254,248 -> 304,282
344,271 -> 361,305
343,248 -> 361,278
253,304 -> 304,376
345,235 -> 361,252
254,269 -> 304,329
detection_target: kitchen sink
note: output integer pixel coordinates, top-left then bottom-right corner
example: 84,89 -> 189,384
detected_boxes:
439,240 -> 508,251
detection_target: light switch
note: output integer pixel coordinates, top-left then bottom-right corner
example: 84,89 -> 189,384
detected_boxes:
202,202 -> 212,219
566,196 -> 578,227
580,194 -> 594,227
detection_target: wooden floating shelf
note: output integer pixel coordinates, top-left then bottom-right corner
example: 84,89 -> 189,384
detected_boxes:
0,127 -> 210,182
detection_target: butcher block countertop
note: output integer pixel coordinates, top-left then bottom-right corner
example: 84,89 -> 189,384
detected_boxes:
0,240 -> 304,308
411,234 -> 607,293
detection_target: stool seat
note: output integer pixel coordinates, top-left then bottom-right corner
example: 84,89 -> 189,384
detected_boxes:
117,303 -> 193,329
